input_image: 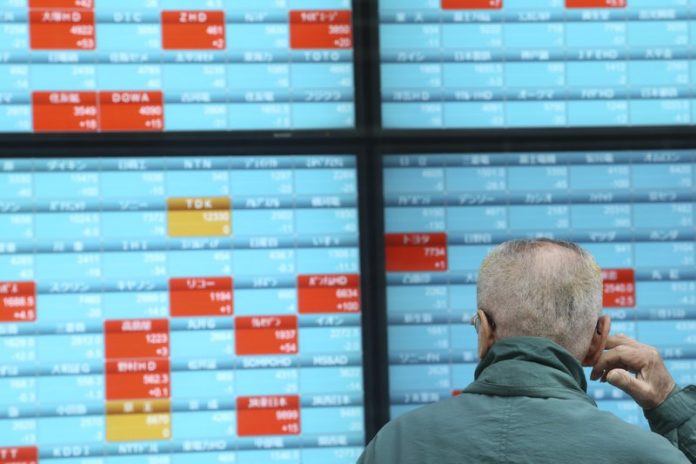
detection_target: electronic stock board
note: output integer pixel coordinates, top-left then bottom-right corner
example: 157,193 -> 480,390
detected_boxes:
385,150 -> 696,427
0,0 -> 355,132
0,155 -> 364,463
380,0 -> 696,129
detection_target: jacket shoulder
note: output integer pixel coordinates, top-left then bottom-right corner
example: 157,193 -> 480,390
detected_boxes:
360,395 -> 691,464
585,409 -> 690,463
360,394 -> 516,464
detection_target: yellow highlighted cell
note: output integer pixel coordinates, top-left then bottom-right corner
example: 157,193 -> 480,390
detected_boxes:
167,197 -> 230,211
106,399 -> 171,415
167,196 -> 232,237
106,399 -> 171,442
106,413 -> 172,442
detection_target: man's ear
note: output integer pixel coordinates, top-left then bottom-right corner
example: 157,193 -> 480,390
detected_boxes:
581,315 -> 611,367
477,310 -> 497,360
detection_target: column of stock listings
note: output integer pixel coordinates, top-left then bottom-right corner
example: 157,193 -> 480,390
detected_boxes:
0,155 -> 364,463
380,0 -> 696,129
0,0 -> 355,132
385,150 -> 696,427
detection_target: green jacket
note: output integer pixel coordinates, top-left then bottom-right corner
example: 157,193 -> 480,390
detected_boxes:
359,337 -> 696,463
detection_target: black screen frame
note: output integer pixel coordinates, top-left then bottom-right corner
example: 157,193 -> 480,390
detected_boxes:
6,0 -> 696,449
372,135 -> 696,436
0,0 -> 369,143
371,0 -> 696,139
0,145 -> 386,452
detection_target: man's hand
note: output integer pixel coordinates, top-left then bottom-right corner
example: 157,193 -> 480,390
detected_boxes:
590,334 -> 676,410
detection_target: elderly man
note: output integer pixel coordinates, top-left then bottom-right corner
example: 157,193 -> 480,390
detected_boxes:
359,239 -> 696,463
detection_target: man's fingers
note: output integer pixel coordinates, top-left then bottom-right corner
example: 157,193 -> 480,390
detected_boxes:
604,334 -> 640,350
591,347 -> 641,380
605,368 -> 636,393
591,335 -> 649,379
592,335 -> 675,410
605,368 -> 653,406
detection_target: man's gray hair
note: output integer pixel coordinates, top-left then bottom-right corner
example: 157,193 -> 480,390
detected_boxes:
477,239 -> 603,360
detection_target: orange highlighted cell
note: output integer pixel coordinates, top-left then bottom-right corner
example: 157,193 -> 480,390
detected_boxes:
602,268 -> 636,308
237,395 -> 300,436
0,281 -> 36,323
99,91 -> 164,132
29,0 -> 93,8
0,447 -> 38,464
385,233 -> 448,272
29,9 -> 95,50
298,274 -> 360,314
161,10 -> 226,50
289,10 -> 352,50
32,91 -> 97,132
105,359 -> 171,400
235,315 -> 298,356
167,197 -> 232,237
104,319 -> 170,359
442,0 -> 502,9
566,0 -> 625,7
169,277 -> 233,317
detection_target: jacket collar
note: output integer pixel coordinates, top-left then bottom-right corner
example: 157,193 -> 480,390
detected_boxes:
463,336 -> 596,406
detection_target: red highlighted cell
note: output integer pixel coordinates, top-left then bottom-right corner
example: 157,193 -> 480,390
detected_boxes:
385,233 -> 448,272
170,277 -> 233,317
0,447 -> 38,464
0,282 -> 36,323
29,9 -> 95,50
235,315 -> 298,356
99,91 -> 164,132
298,274 -> 360,314
104,319 -> 170,359
237,395 -> 301,436
29,0 -> 93,8
32,91 -> 97,132
442,0 -> 502,9
105,359 -> 171,400
161,11 -> 225,50
602,268 -> 636,308
289,10 -> 352,50
566,0 -> 626,7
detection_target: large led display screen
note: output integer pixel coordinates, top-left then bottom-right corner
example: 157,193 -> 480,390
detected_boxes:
0,155 -> 363,463
0,1 -> 354,132
384,150 -> 696,428
380,0 -> 696,129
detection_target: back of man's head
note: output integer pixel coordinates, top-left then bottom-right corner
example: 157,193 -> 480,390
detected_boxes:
477,239 -> 603,360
